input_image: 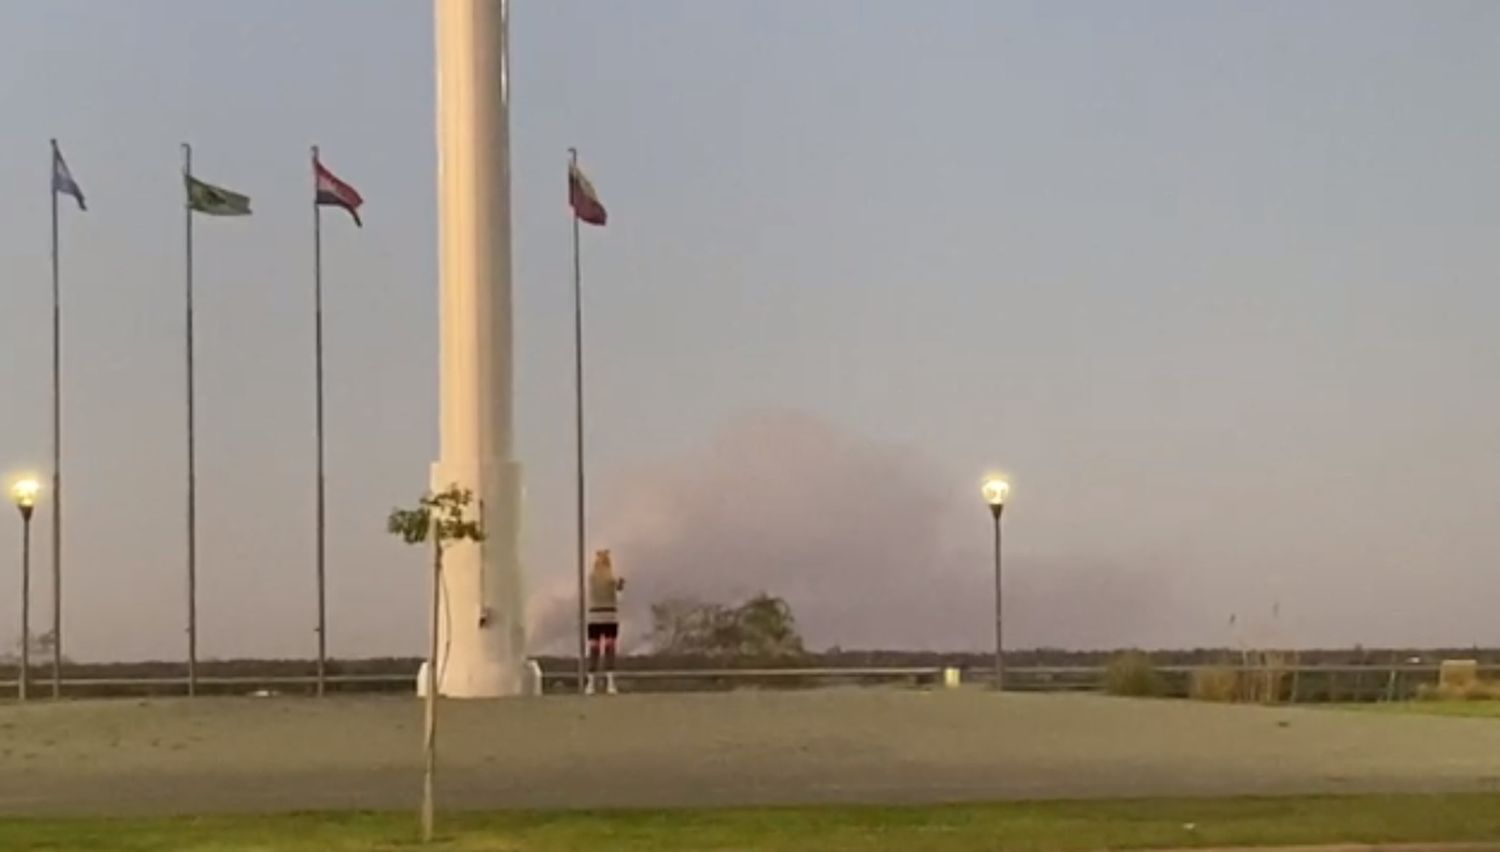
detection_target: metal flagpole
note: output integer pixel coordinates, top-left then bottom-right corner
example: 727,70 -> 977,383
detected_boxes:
570,149 -> 588,694
183,143 -> 198,698
49,139 -> 64,700
311,146 -> 329,698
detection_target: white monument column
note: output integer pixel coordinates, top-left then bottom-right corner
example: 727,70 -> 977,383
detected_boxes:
431,0 -> 527,697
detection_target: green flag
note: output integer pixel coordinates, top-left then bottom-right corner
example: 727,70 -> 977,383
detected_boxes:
186,174 -> 251,216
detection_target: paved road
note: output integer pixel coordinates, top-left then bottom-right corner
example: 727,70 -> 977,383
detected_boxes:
0,690 -> 1497,815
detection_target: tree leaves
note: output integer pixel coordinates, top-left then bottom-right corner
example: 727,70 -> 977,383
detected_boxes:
648,593 -> 806,658
386,485 -> 485,550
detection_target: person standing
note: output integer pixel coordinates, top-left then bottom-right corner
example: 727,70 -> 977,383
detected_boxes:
586,549 -> 624,695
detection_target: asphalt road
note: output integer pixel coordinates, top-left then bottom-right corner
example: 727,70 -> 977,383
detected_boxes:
1,689 -> 1497,815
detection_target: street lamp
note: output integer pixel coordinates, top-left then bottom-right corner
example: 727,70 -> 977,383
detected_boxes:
11,477 -> 40,702
981,476 -> 1009,691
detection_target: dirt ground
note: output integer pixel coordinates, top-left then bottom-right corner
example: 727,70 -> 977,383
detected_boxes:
0,689 -> 1497,816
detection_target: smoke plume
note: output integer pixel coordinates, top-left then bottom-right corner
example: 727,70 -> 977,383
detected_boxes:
529,410 -> 1172,653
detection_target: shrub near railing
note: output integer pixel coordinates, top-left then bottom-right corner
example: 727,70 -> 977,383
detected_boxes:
1104,652 -> 1164,697
1189,666 -> 1239,702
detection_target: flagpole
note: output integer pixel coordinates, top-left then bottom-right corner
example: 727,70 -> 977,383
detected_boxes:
570,148 -> 588,694
49,139 -> 64,700
182,142 -> 198,698
311,145 -> 328,698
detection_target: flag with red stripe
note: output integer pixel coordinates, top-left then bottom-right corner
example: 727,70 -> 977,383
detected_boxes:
569,161 -> 607,226
315,156 -> 364,227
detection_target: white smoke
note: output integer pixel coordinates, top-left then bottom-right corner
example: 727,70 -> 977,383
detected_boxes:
528,410 -> 1174,653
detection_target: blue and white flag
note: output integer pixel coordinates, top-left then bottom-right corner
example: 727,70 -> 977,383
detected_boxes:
52,143 -> 86,211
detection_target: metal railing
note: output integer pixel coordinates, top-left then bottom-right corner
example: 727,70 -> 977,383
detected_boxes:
1,662 -> 1494,701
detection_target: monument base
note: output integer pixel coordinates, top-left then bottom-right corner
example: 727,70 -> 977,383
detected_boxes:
417,659 -> 542,698
426,458 -> 528,698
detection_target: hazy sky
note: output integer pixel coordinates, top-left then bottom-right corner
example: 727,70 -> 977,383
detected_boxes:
1,1 -> 1497,662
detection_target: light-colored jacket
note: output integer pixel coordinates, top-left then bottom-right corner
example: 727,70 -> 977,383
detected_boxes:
587,550 -> 623,624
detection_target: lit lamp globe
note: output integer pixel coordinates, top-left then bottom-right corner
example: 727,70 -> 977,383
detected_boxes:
981,477 -> 1009,518
11,478 -> 40,520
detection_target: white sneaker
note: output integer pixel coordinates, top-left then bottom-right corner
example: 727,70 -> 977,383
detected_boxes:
584,675 -> 596,695
605,674 -> 618,695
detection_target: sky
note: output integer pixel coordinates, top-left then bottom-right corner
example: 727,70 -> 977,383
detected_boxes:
1,1 -> 1497,662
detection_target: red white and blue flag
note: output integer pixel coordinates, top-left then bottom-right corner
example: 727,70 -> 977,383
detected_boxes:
315,156 -> 363,227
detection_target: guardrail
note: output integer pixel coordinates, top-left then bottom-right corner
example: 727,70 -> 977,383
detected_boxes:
0,667 -> 952,698
0,663 -> 1494,701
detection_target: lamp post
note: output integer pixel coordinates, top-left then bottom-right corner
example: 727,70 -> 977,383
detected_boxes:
981,476 -> 1009,691
11,478 -> 40,702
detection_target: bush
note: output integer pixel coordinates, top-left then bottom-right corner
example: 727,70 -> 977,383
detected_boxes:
1190,666 -> 1240,702
1241,651 -> 1292,704
1439,659 -> 1480,691
648,594 -> 805,659
1417,680 -> 1500,702
1104,651 -> 1164,697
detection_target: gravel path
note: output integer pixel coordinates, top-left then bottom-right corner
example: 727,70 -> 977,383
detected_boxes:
0,689 -> 1497,815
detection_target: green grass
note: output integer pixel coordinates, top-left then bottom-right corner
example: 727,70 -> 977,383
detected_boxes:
1347,701 -> 1500,719
3,795 -> 1500,851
